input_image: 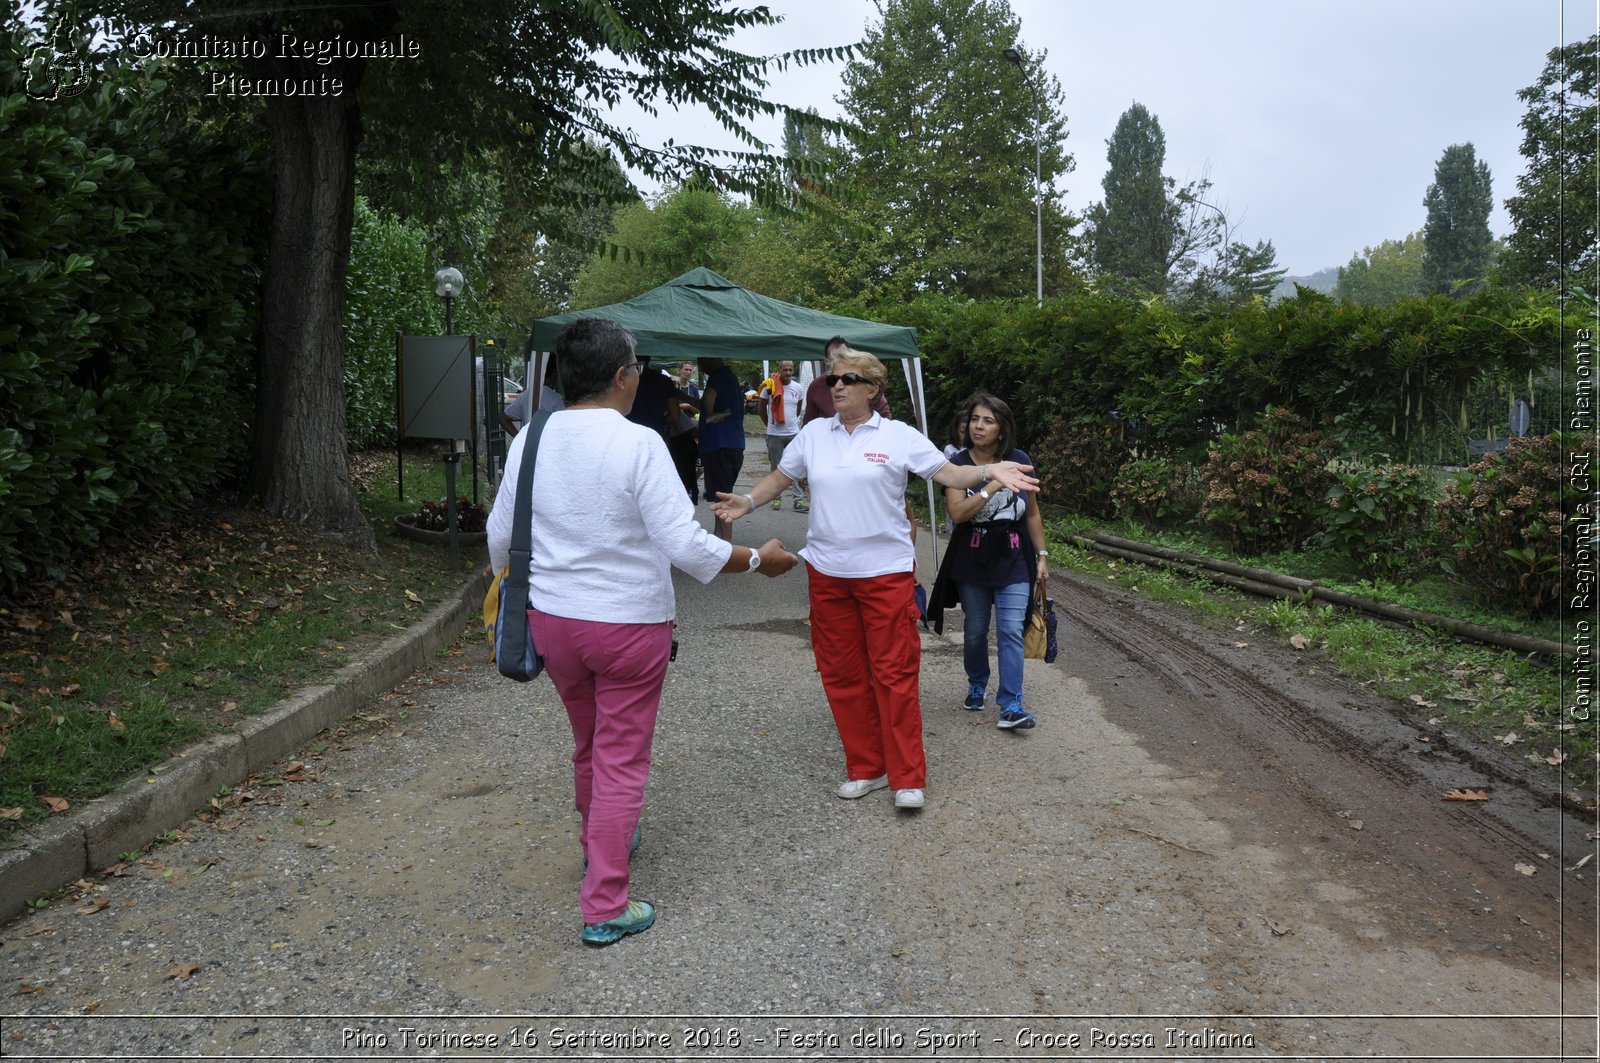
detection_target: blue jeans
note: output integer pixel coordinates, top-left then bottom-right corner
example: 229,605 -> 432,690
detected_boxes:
958,580 -> 1029,712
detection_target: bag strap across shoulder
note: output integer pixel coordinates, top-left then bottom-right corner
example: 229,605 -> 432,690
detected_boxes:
506,410 -> 552,593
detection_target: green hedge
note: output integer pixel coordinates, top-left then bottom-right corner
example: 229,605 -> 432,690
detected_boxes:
886,285 -> 1561,463
344,197 -> 436,449
0,29 -> 270,586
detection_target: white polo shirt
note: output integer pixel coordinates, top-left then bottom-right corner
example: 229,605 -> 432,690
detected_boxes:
778,413 -> 948,578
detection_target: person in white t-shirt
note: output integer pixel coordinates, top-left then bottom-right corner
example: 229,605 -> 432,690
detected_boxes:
488,318 -> 799,948
758,359 -> 806,510
712,349 -> 1036,813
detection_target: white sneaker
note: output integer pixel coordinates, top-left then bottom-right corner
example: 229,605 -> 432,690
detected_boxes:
837,775 -> 889,799
894,788 -> 925,809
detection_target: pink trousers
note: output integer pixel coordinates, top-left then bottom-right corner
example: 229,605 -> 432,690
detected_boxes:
528,609 -> 673,923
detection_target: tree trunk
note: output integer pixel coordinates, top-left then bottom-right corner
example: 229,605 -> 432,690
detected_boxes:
247,66 -> 376,551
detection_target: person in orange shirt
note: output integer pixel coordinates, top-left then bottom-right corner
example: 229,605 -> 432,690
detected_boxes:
758,360 -> 807,510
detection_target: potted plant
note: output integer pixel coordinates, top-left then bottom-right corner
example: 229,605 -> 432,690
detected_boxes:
394,496 -> 489,545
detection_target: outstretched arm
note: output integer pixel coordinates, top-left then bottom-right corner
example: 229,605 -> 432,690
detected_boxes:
718,538 -> 800,577
932,459 -> 1038,495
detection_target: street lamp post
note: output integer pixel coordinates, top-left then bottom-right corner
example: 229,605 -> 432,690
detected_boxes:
433,266 -> 464,334
1002,46 -> 1043,306
432,266 -> 466,566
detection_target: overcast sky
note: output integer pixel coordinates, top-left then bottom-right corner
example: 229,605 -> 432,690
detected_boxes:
617,0 -> 1596,278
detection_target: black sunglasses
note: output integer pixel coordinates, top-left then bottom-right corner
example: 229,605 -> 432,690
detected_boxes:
825,373 -> 870,387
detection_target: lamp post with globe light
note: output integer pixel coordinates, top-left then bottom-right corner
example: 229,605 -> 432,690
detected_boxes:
433,266 -> 466,566
1002,46 -> 1042,306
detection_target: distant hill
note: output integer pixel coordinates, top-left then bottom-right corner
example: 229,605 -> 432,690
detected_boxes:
1271,266 -> 1339,300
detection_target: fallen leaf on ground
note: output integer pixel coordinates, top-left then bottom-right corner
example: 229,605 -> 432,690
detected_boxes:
106,713 -> 125,735
0,808 -> 22,821
1515,863 -> 1537,876
1263,916 -> 1292,936
1348,819 -> 1364,831
1495,732 -> 1519,745
25,925 -> 56,937
1289,634 -> 1308,650
1409,694 -> 1437,708
1545,748 -> 1566,765
1233,641 -> 1249,648
404,589 -> 423,604
74,898 -> 109,916
1443,788 -> 1490,802
165,962 -> 203,981
40,796 -> 70,814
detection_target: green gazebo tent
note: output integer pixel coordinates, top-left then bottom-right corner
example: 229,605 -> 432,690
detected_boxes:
529,266 -> 920,362
527,267 -> 945,555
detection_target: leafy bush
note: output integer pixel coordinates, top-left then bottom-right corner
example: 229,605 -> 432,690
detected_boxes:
1433,434 -> 1574,618
0,31 -> 270,587
1315,460 -> 1438,578
1030,418 -> 1130,520
1200,408 -> 1338,553
1111,456 -> 1203,529
344,196 -> 436,449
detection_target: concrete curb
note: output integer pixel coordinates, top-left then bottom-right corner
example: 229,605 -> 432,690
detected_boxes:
0,568 -> 492,925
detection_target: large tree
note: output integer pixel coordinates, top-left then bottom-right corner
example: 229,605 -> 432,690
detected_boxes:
1503,33 -> 1599,288
836,0 -> 1073,302
92,0 -> 841,547
1334,232 -> 1426,305
1082,102 -> 1178,294
1420,142 -> 1494,296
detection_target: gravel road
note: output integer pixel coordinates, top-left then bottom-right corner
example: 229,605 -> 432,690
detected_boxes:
1,482 -> 1595,1062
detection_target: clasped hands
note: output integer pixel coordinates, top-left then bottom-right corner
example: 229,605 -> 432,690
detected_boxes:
748,537 -> 800,577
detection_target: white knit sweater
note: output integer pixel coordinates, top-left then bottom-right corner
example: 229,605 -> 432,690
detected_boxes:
487,408 -> 732,623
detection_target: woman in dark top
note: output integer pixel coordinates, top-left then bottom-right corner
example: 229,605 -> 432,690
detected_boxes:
928,394 -> 1048,730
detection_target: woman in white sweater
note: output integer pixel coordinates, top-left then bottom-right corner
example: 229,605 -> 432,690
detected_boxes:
488,319 -> 798,947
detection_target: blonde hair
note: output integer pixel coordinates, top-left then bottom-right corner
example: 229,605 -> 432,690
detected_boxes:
832,348 -> 888,395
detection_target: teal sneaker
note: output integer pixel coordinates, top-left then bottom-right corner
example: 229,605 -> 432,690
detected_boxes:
581,899 -> 656,946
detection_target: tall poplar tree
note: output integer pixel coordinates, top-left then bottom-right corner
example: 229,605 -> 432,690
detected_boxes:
837,0 -> 1073,302
1420,143 -> 1494,296
1083,102 -> 1180,294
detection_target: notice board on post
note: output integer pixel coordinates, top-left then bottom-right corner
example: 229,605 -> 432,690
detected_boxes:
395,334 -> 477,503
398,334 -> 477,441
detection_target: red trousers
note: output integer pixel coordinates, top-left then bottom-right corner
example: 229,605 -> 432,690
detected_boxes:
807,564 -> 926,789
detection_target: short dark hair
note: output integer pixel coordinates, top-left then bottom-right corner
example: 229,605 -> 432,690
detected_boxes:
823,335 -> 849,357
963,393 -> 1017,460
556,318 -> 635,404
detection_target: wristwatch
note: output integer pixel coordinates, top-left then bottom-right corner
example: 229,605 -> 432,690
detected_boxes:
746,549 -> 762,573
977,485 -> 991,500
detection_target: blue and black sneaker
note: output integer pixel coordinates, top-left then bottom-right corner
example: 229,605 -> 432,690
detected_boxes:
997,707 -> 1036,730
962,689 -> 985,711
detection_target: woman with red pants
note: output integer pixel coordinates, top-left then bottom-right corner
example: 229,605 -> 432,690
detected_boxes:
714,349 -> 1036,810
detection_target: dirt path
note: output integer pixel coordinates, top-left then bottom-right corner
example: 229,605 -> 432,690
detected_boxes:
0,501 -> 1594,1061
